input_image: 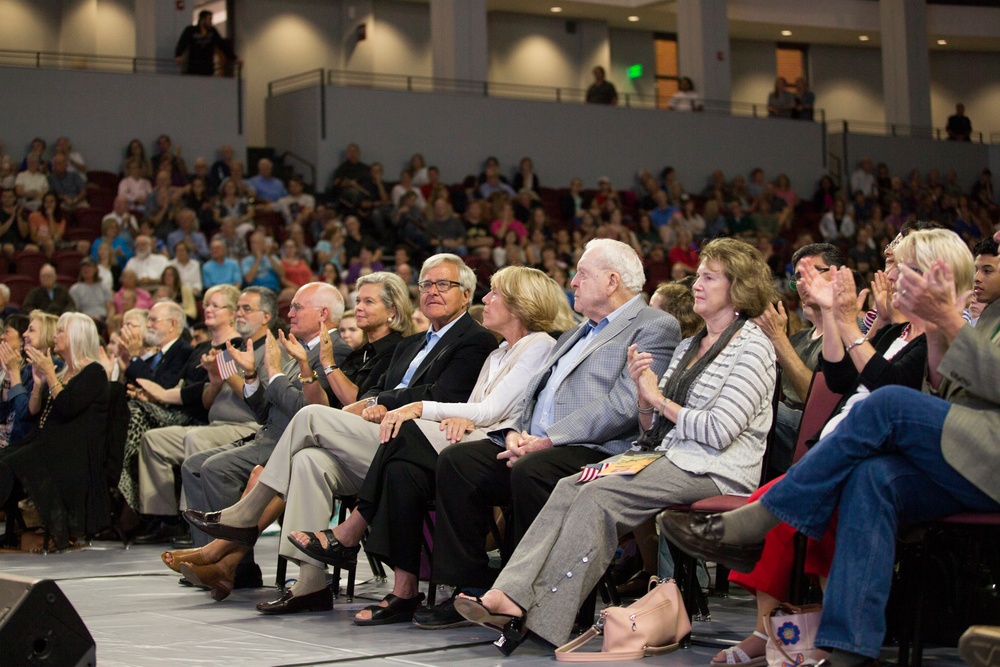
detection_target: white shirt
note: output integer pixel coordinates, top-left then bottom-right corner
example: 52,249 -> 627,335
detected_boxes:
124,253 -> 169,282
170,257 -> 203,296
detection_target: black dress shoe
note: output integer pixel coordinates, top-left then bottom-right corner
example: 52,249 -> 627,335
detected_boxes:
132,520 -> 187,545
182,509 -> 258,547
256,587 -> 333,615
170,532 -> 194,548
412,595 -> 475,630
658,510 -> 764,573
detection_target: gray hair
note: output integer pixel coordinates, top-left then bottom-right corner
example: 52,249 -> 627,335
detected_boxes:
153,299 -> 187,331
0,284 -> 9,301
58,312 -> 101,370
356,272 -> 416,336
419,253 -> 476,295
583,238 -> 645,293
243,286 -> 278,322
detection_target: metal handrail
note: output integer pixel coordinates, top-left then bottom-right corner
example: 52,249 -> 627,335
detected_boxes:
264,67 -> 829,122
279,151 -> 317,191
0,48 -> 179,75
830,118 -> 989,144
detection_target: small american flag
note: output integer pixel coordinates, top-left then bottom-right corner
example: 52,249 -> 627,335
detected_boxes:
577,461 -> 611,483
216,349 -> 239,380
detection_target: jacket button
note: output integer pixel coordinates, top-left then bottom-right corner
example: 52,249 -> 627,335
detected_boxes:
566,572 -> 573,578
551,586 -> 558,592
582,557 -> 588,563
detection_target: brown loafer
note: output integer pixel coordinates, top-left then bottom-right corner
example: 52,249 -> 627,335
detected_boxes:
960,626 -> 1000,667
182,509 -> 258,547
256,587 -> 333,615
658,510 -> 764,573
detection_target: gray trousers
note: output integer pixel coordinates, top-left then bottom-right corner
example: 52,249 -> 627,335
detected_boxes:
256,405 -> 381,568
493,456 -> 720,646
181,438 -> 276,548
138,422 -> 258,516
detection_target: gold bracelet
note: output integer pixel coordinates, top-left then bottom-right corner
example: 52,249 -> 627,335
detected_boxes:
298,370 -> 319,384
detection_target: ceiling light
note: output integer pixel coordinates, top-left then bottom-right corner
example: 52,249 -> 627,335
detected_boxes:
937,39 -> 948,45
550,6 -> 562,13
628,15 -> 640,22
781,30 -> 792,36
859,35 -> 870,42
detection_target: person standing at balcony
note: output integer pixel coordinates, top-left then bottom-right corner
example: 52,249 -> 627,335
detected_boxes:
947,103 -> 973,142
585,66 -> 618,105
175,10 -> 238,77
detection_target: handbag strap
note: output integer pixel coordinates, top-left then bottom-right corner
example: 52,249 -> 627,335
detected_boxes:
555,627 -> 646,662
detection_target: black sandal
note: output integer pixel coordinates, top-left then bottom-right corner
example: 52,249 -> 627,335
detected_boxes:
354,592 -> 426,626
453,595 -> 528,655
286,529 -> 360,567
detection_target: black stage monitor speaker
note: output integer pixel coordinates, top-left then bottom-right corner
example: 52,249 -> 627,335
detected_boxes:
0,575 -> 95,666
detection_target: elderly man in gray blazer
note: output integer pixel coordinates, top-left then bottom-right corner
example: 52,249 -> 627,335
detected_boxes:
664,256 -> 1000,667
416,238 -> 681,628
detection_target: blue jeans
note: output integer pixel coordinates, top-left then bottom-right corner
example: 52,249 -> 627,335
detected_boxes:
761,386 -> 1000,657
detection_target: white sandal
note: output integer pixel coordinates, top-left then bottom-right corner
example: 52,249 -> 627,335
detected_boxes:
710,631 -> 769,667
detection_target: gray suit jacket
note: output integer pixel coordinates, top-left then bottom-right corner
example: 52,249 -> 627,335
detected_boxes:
244,337 -> 333,452
937,299 -> 1000,504
505,296 -> 680,455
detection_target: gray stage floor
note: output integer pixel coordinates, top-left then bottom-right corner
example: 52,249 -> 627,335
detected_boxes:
0,533 -> 967,667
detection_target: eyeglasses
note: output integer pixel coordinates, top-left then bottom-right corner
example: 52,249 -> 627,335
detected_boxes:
289,302 -> 321,312
417,280 -> 463,294
203,303 -> 231,311
884,234 -> 903,254
235,305 -> 260,314
789,266 -> 830,290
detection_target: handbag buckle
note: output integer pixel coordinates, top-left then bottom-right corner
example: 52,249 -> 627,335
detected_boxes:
593,611 -> 606,634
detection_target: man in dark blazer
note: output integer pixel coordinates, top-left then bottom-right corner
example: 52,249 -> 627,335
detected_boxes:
122,300 -> 194,389
416,238 -> 680,628
185,254 -> 497,613
21,264 -> 75,315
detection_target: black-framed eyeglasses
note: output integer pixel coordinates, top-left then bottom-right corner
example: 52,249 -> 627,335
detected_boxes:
417,280 -> 463,294
789,266 -> 830,290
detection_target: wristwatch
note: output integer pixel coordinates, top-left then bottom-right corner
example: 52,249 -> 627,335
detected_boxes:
844,337 -> 867,353
366,397 -> 378,409
323,365 -> 337,375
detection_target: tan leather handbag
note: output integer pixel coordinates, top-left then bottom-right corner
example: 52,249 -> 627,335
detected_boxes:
555,577 -> 691,662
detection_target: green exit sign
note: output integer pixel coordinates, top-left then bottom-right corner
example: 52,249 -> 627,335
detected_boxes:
627,64 -> 643,79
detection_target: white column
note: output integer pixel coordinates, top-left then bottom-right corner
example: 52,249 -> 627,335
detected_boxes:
675,0 -> 730,109
879,0 -> 931,132
430,0 -> 487,85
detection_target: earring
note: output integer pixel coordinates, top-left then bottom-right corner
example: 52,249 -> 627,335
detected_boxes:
388,316 -> 394,323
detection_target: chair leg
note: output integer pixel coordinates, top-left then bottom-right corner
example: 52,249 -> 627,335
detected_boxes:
275,555 -> 288,588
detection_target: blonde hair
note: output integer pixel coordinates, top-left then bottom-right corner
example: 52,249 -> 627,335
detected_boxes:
698,238 -> 776,318
490,266 -> 572,333
355,272 -> 415,336
28,310 -> 59,350
203,284 -> 240,326
894,228 -> 974,295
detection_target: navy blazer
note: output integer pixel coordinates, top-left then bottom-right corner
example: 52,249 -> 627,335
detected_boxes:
124,337 -> 195,389
361,313 -> 499,410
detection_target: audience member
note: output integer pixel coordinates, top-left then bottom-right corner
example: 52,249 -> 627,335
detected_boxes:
0,189 -> 29,256
275,175 -> 315,228
170,240 -> 203,297
766,77 -> 795,118
203,239 -> 243,289
0,313 -> 33,449
157,265 -> 198,321
103,196 -> 140,248
124,235 -> 170,287
668,76 -> 703,112
330,143 -> 372,213
69,257 -> 114,321
585,66 -> 618,105
22,264 -> 75,315
47,154 -> 88,211
174,10 -> 238,76
14,153 -> 48,211
792,77 -> 815,120
167,208 -> 210,262
248,158 -> 287,204
241,232 -> 283,292
208,145 -> 233,194
27,192 -> 68,257
947,103 -> 973,142
114,270 -> 153,312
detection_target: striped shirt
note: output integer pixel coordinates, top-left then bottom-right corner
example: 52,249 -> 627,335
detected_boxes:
650,321 -> 776,495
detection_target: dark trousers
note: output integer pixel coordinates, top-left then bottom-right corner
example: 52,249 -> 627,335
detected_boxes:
360,421 -> 438,575
432,439 -> 607,588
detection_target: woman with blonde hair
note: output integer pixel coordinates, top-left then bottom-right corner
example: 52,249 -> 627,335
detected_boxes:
0,313 -> 109,549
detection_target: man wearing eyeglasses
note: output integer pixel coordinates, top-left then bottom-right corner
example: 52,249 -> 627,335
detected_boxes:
754,243 -> 844,476
183,254 -> 498,615
137,287 -> 280,547
179,283 -> 348,573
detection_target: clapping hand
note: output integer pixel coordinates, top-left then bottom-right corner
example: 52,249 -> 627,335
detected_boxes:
118,326 -> 144,358
225,336 -> 256,373
25,346 -> 56,380
278,330 -> 308,366
832,268 -> 868,326
752,302 -> 789,342
263,330 -> 283,377
136,378 -> 167,403
798,262 -> 835,311
0,341 -> 22,376
627,344 -> 661,410
318,328 -> 336,371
